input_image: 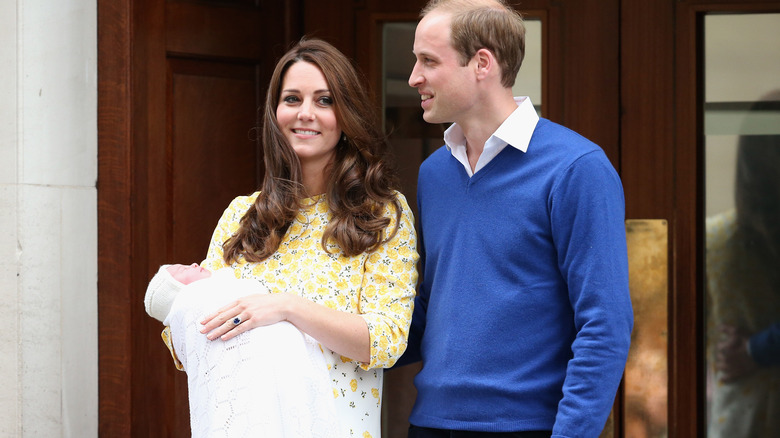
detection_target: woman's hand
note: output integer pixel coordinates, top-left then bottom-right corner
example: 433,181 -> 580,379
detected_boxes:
199,293 -> 291,341
199,292 -> 370,363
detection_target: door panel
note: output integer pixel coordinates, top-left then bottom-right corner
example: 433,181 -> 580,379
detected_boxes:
169,59 -> 260,262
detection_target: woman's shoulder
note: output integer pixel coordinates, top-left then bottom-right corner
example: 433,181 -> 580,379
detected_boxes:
223,191 -> 261,214
391,190 -> 410,207
384,190 -> 413,215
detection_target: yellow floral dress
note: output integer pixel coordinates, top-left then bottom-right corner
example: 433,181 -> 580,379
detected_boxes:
200,191 -> 418,438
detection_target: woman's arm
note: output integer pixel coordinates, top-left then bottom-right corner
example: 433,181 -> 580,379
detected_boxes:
353,194 -> 419,369
200,192 -> 419,367
199,293 -> 371,363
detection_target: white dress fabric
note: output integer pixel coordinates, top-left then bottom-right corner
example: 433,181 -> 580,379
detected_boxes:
164,269 -> 344,438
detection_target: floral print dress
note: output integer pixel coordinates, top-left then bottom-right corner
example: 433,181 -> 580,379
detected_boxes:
201,191 -> 418,438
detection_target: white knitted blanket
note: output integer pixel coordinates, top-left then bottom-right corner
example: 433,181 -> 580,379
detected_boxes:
164,271 -> 344,437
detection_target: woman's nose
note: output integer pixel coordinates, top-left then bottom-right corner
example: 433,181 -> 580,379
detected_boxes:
298,101 -> 315,121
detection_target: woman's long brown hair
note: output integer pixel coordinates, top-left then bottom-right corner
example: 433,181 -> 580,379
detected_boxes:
222,38 -> 401,264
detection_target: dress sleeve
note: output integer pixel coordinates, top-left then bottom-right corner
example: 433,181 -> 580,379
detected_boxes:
160,327 -> 185,371
358,193 -> 419,370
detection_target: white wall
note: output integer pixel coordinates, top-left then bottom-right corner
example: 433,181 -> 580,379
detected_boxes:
0,0 -> 98,436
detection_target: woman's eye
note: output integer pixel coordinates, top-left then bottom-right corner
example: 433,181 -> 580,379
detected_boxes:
283,95 -> 300,103
318,96 -> 333,106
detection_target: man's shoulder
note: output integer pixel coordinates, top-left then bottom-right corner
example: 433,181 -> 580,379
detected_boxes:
526,119 -> 612,174
532,118 -> 600,151
419,144 -> 453,170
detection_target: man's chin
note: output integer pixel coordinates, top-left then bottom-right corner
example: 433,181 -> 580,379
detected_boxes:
422,111 -> 442,124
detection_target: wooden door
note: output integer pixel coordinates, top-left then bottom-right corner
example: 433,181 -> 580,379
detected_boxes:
98,0 -> 298,435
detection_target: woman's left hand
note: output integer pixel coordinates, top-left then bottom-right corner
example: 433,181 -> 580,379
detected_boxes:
199,293 -> 292,341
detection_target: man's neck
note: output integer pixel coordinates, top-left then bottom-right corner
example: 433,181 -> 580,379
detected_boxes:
459,93 -> 519,170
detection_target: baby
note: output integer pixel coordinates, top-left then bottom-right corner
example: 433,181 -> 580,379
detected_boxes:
145,264 -> 342,438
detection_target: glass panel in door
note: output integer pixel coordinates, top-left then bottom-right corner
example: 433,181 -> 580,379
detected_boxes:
704,12 -> 780,438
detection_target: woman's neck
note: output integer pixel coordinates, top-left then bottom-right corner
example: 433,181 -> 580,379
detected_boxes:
301,166 -> 328,197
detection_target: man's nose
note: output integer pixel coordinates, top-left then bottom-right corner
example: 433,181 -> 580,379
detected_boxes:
409,62 -> 423,88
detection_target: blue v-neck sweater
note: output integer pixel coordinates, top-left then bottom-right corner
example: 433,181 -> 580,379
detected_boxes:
402,118 -> 633,437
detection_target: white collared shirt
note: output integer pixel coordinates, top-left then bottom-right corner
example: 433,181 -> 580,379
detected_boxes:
443,96 -> 540,177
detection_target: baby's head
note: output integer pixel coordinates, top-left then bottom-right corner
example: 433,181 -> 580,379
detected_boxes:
166,263 -> 211,285
144,263 -> 212,321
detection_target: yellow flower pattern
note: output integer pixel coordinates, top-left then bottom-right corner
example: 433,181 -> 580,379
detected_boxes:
200,191 -> 419,437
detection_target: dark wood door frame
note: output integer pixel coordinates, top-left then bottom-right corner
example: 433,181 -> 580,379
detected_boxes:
97,1 -> 134,434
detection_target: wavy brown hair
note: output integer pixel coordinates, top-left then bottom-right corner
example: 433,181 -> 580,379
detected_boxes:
222,38 -> 401,263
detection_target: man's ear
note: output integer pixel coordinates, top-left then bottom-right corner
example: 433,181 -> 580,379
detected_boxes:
474,48 -> 496,80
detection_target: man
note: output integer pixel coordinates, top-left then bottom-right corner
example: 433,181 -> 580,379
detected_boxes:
396,1 -> 634,437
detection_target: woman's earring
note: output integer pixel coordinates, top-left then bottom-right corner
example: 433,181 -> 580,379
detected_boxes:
341,133 -> 347,142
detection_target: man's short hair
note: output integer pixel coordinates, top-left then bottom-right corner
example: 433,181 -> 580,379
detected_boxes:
422,0 -> 526,88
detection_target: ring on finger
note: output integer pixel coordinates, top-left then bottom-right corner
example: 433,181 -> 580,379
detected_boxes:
232,316 -> 242,325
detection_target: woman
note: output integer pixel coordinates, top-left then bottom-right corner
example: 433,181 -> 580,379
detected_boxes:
194,38 -> 418,437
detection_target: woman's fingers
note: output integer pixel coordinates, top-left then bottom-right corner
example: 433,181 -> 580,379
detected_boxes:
199,301 -> 238,326
217,313 -> 249,341
199,306 -> 240,335
198,294 -> 272,340
201,311 -> 244,340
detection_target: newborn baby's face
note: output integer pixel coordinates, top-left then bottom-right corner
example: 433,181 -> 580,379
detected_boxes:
167,263 -> 212,285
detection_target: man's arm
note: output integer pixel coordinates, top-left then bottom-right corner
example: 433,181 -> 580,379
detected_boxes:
550,152 -> 634,438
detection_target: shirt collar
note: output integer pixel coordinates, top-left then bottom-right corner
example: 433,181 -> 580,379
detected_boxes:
492,96 -> 539,152
443,96 -> 539,154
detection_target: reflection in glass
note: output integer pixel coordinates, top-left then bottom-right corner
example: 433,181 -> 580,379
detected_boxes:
704,13 -> 780,438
